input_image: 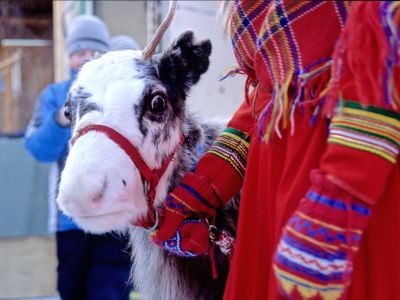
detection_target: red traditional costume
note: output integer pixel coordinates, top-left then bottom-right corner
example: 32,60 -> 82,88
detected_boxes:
152,1 -> 400,299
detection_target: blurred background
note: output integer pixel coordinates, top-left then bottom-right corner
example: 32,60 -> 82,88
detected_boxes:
0,1 -> 244,299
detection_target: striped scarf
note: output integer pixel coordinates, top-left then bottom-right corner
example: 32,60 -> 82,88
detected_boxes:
230,0 -> 350,141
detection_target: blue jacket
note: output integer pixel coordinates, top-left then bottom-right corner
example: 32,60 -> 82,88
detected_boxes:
25,70 -> 78,232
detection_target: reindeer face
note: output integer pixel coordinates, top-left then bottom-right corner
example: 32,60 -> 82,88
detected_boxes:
57,31 -> 211,234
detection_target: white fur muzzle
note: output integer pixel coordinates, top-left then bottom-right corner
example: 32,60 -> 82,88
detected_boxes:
57,50 -> 180,233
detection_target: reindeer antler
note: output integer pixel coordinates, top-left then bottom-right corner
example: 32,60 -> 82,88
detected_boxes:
142,0 -> 177,61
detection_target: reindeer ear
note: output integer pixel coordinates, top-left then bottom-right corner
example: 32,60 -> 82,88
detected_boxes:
157,30 -> 212,98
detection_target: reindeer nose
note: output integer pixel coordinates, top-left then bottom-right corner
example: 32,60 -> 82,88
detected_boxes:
91,177 -> 108,204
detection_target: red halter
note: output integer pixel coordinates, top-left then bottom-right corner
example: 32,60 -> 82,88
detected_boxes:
71,123 -> 184,229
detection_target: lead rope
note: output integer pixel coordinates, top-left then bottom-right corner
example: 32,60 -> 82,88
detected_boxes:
142,134 -> 185,230
207,215 -> 236,280
207,215 -> 219,279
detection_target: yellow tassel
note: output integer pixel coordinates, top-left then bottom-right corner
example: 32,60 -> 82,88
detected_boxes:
299,60 -> 332,81
390,76 -> 400,109
282,72 -> 293,129
263,83 -> 280,142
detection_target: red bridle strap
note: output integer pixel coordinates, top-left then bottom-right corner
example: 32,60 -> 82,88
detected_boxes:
71,123 -> 184,228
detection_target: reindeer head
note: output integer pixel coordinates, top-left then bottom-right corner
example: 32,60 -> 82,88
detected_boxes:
57,31 -> 211,234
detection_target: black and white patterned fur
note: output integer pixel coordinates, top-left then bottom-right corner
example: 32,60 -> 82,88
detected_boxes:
57,31 -> 239,300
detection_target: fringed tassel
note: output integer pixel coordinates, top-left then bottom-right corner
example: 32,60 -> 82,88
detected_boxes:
260,74 -> 292,142
281,72 -> 293,130
258,96 -> 273,141
310,97 -> 326,126
273,84 -> 284,139
295,59 -> 333,131
219,66 -> 244,82
258,59 -> 333,142
262,84 -> 280,142
289,77 -> 305,136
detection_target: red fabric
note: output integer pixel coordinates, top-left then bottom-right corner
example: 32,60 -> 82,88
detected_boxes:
149,1 -> 400,298
320,2 -> 399,205
321,143 -> 393,205
194,97 -> 258,203
224,101 -> 400,300
151,172 -> 222,252
337,2 -> 393,107
195,153 -> 244,205
303,170 -> 370,230
224,100 -> 331,300
349,168 -> 400,300
177,221 -> 209,254
274,171 -> 371,299
174,172 -> 223,213
222,1 -> 400,300
253,1 -> 346,93
151,218 -> 210,256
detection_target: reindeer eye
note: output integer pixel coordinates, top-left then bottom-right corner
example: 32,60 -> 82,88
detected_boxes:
150,95 -> 166,114
64,104 -> 71,121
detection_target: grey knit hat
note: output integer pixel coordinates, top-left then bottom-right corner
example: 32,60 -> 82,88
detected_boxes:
66,15 -> 110,56
110,34 -> 141,51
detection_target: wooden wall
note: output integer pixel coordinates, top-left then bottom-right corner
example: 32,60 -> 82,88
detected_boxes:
0,0 -> 53,134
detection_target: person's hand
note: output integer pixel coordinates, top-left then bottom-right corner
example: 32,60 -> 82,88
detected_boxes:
151,214 -> 210,256
55,106 -> 70,127
273,170 -> 371,300
149,172 -> 222,256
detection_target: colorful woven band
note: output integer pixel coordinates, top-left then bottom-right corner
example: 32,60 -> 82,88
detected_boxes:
207,127 -> 250,179
328,100 -> 400,163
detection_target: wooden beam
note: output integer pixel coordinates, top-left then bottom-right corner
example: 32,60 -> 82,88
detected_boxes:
2,48 -> 17,133
4,17 -> 52,26
53,0 -> 68,82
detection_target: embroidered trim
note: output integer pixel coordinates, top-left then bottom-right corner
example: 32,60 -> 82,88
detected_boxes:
157,219 -> 202,257
180,183 -> 216,210
207,127 -> 249,179
286,215 -> 361,250
165,186 -> 216,218
274,265 -> 345,300
274,185 -> 371,300
328,100 -> 400,163
165,194 -> 192,216
277,240 -> 346,274
306,191 -> 371,216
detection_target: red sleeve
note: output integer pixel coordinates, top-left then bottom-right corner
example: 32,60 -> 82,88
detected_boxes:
193,96 -> 256,204
320,1 -> 400,205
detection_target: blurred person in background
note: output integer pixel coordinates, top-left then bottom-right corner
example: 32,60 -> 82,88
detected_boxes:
110,34 -> 141,51
25,15 -> 131,300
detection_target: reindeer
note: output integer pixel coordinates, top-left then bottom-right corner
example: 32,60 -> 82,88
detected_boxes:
56,3 -> 239,300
